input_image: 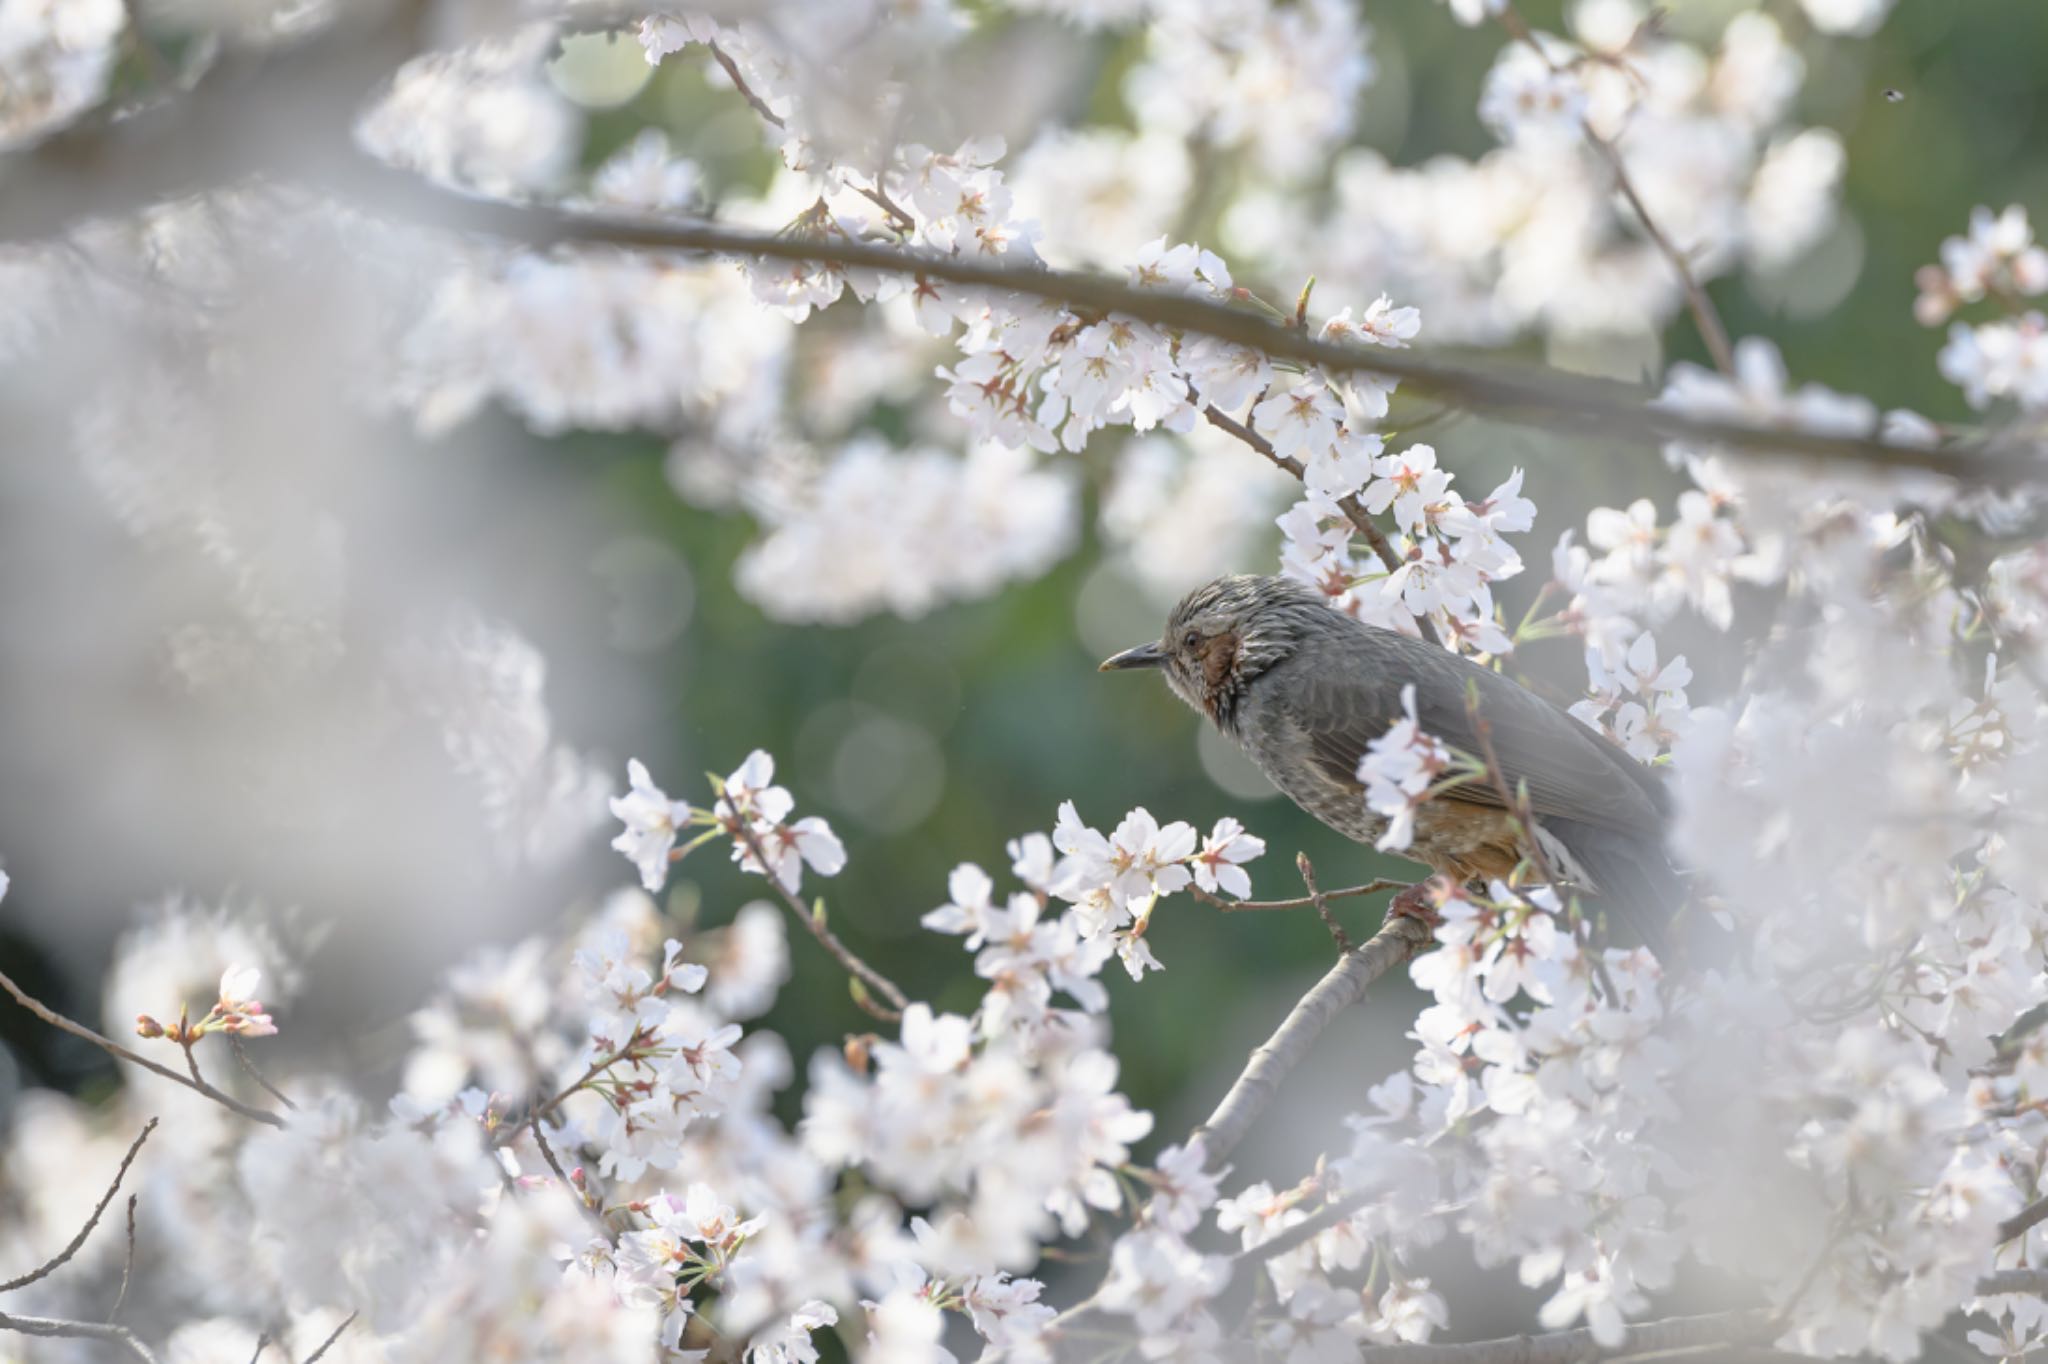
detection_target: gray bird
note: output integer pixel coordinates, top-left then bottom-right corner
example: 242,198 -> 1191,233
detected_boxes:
1100,574 -> 1682,932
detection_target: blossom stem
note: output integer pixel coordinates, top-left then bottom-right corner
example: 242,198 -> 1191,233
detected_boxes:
0,1117 -> 157,1293
1496,3 -> 1737,378
0,969 -> 285,1128
1201,403 -> 1448,649
729,820 -> 909,1022
1189,878 -> 1407,912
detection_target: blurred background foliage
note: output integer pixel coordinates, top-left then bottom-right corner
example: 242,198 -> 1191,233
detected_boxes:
5,0 -> 2047,1265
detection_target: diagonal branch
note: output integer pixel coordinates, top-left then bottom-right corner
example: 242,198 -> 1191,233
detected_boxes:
730,820 -> 909,1021
0,1311 -> 160,1364
1192,909 -> 1435,1165
1202,405 -> 1447,650
1496,3 -> 1735,378
1,1117 -> 157,1293
0,970 -> 285,1128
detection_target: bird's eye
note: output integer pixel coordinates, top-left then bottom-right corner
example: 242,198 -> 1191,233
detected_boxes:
1182,629 -> 1201,651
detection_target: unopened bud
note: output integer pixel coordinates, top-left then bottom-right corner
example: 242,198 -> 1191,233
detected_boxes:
843,1033 -> 873,1074
134,1014 -> 164,1039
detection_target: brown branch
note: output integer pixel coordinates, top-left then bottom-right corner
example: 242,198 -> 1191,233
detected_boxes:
0,1311 -> 160,1364
246,1332 -> 270,1364
1190,877 -> 1407,912
1191,909 -> 1435,1164
108,1195 -> 138,1321
228,1035 -> 298,1111
1201,404 -> 1448,649
706,40 -> 786,129
1356,1311 -> 1775,1364
1496,4 -> 1736,378
1999,1194 -> 2048,1245
4,71 -> 2035,487
301,1311 -> 357,1364
730,820 -> 908,1021
1979,1268 -> 2048,1297
493,1036 -> 645,1150
1295,852 -> 1354,953
1,1117 -> 157,1293
0,969 -> 283,1127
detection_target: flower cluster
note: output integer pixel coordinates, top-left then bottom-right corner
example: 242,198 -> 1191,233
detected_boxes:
1919,205 -> 2048,412
611,752 -> 846,897
1278,442 -> 1537,649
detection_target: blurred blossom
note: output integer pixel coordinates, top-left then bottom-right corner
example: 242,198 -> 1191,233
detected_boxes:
1011,128 -> 1190,268
0,0 -> 124,149
357,26 -> 581,197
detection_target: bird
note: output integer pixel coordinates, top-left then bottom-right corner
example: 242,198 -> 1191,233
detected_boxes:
1099,574 -> 1684,939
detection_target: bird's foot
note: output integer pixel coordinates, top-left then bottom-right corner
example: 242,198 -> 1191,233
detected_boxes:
1387,880 -> 1448,933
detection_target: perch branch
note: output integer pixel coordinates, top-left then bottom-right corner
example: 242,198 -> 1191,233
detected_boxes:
1191,910 -> 1435,1165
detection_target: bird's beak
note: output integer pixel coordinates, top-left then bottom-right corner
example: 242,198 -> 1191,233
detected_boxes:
1099,641 -> 1168,672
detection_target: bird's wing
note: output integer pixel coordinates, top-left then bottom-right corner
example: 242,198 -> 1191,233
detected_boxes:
1290,624 -> 1666,838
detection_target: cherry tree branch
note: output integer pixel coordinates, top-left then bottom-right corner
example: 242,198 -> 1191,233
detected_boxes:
0,969 -> 285,1128
1191,909 -> 1435,1165
0,1311 -> 160,1363
1999,1194 -> 2048,1244
730,820 -> 909,1022
1200,405 -> 1448,650
1,25 -> 2039,486
1190,878 -> 1407,913
0,1117 -> 157,1293
1496,3 -> 1737,378
1354,1311 -> 1776,1363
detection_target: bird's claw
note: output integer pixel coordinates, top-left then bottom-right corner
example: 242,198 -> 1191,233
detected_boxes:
1388,881 -> 1445,932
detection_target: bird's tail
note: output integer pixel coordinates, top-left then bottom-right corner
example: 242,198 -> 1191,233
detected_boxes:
1544,819 -> 1722,968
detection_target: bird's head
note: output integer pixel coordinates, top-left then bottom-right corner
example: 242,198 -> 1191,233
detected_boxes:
1099,574 -> 1333,728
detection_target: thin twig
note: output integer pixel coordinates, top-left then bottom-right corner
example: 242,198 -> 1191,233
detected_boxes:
1190,878 -> 1407,912
1355,1310 -> 1774,1363
493,1036 -> 645,1151
300,1311 -> 357,1364
0,1311 -> 160,1364
1295,852 -> 1353,953
1191,910 -> 1435,1165
246,1331 -> 269,1364
706,40 -> 786,129
1496,4 -> 1735,378
0,1117 -> 158,1293
1202,405 -> 1448,649
108,1195 -> 137,1322
730,820 -> 909,1021
228,1036 -> 298,1111
0,970 -> 284,1127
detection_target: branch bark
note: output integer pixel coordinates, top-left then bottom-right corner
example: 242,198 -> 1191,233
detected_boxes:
0,1117 -> 157,1293
2,24 -> 2039,486
1355,1311 -> 1775,1364
1192,910 -> 1435,1164
730,820 -> 909,1022
0,1311 -> 160,1364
